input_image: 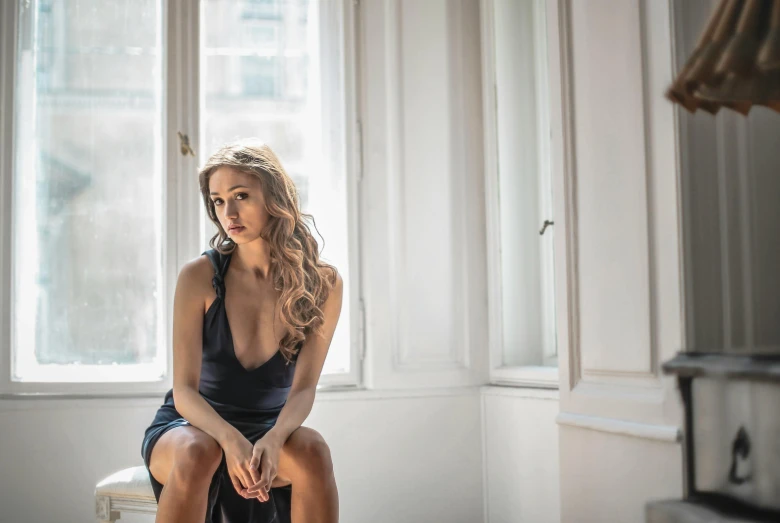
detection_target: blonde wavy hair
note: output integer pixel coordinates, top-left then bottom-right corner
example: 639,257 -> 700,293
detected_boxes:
198,140 -> 339,365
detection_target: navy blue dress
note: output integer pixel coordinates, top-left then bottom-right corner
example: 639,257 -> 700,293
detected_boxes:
141,248 -> 297,523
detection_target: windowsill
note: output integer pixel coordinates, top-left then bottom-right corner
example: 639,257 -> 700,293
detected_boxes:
489,365 -> 559,389
0,383 -> 483,402
313,385 -> 481,401
481,384 -> 560,400
0,372 -> 362,399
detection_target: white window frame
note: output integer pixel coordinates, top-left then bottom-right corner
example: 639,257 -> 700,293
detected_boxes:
0,0 -> 363,396
480,0 -> 558,389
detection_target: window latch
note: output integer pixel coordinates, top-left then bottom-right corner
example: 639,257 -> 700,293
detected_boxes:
177,131 -> 196,157
539,220 -> 554,236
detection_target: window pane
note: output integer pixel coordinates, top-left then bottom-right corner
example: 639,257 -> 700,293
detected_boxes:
13,0 -> 165,382
493,0 -> 556,368
203,0 -> 352,375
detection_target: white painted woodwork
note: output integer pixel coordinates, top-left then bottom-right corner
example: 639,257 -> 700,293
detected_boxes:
549,0 -> 687,520
360,0 -> 488,389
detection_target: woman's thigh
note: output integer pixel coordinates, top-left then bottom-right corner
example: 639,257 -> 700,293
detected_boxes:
149,425 -> 223,486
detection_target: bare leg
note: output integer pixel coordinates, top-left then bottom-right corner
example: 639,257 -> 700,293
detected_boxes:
276,427 -> 339,523
149,425 -> 223,523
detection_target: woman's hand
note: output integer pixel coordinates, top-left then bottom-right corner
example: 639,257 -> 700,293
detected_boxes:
222,436 -> 267,501
245,430 -> 285,502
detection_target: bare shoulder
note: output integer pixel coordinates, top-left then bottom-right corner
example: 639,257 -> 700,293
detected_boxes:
325,268 -> 344,305
175,254 -> 215,307
331,267 -> 343,288
326,266 -> 343,295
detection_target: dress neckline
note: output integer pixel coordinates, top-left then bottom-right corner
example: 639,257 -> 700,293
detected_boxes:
206,249 -> 285,373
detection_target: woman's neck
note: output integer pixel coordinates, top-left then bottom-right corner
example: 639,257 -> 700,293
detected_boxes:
231,241 -> 273,280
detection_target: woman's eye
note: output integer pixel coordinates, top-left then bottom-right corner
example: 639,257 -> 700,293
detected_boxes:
235,192 -> 248,200
212,198 -> 223,206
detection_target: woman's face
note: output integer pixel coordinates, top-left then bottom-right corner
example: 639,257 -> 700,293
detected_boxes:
208,166 -> 270,245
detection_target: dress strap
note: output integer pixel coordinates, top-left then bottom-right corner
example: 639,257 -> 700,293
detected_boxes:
202,249 -> 231,300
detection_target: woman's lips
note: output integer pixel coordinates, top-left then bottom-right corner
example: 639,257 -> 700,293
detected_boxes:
228,226 -> 245,234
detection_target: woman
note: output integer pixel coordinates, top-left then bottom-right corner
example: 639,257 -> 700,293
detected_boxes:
140,140 -> 343,523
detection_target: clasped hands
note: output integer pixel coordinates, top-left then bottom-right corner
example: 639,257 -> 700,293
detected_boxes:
224,430 -> 284,503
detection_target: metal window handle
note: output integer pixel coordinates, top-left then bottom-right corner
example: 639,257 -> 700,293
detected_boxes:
177,131 -> 196,157
728,426 -> 752,485
539,220 -> 554,236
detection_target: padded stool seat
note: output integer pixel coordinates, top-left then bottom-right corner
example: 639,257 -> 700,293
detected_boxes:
95,466 -> 157,522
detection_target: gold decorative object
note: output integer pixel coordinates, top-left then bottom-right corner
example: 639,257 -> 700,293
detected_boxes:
667,0 -> 780,115
177,131 -> 196,157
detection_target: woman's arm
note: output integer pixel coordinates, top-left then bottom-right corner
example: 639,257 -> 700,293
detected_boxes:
244,271 -> 344,500
172,257 -> 262,495
266,271 -> 344,445
170,257 -> 243,449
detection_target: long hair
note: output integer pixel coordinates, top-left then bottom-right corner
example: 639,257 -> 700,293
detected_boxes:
198,140 -> 338,364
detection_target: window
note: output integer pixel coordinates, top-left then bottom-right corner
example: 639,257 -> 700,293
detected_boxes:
482,0 -> 557,387
202,0 -> 354,379
0,0 -> 358,394
9,0 -> 165,387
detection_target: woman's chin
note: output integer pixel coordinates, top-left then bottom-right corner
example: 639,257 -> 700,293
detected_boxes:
228,231 -> 258,244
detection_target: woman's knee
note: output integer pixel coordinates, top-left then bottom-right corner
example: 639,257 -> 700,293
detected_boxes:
172,432 -> 223,479
289,428 -> 333,477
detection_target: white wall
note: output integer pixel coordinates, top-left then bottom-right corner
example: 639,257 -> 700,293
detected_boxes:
0,390 -> 484,523
482,387 -> 560,523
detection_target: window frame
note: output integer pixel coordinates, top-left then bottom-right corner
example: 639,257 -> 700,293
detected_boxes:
0,0 -> 363,396
480,0 -> 558,389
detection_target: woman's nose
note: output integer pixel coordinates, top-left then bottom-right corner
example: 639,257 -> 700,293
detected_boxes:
223,200 -> 238,218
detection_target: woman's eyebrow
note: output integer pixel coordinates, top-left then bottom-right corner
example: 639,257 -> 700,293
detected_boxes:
210,185 -> 249,195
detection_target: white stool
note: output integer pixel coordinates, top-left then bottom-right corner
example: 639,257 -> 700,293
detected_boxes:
95,466 -> 157,522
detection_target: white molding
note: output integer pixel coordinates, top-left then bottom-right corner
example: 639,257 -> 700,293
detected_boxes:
638,0 -> 660,380
556,0 -> 637,382
387,0 -> 469,373
0,385 -> 481,409
449,0 -> 472,372
0,396 -> 165,412
479,0 -> 504,379
169,0 -> 201,296
384,0 -> 476,374
564,0 -> 658,381
549,0 -> 579,394
480,385 -> 490,523
534,0 -> 557,365
313,385 -> 481,402
481,384 -> 560,401
360,0 -> 485,388
341,0 -> 364,388
671,0 -> 696,354
556,412 -> 681,443
382,0 -> 405,371
0,0 -> 19,396
490,366 -> 559,390
548,0 -> 684,422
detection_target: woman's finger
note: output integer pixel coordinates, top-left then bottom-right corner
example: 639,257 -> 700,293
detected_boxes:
257,456 -> 274,500
229,473 -> 246,497
236,468 -> 255,498
246,456 -> 270,501
248,449 -> 263,488
249,447 -> 262,471
248,469 -> 262,494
